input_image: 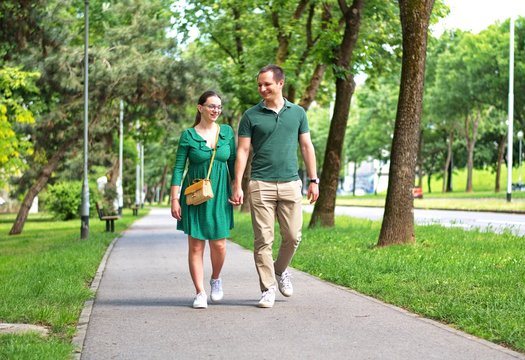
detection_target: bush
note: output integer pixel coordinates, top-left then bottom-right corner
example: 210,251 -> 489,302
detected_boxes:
46,181 -> 99,220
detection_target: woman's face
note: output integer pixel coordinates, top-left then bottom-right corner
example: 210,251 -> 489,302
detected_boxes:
198,96 -> 222,123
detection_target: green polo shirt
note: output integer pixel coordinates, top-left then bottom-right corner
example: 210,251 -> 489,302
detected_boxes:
238,99 -> 309,181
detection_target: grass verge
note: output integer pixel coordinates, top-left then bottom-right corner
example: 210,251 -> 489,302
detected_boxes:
230,211 -> 525,353
336,192 -> 525,212
0,209 -> 146,360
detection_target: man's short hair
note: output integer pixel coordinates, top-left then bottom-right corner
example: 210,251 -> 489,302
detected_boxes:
258,64 -> 285,82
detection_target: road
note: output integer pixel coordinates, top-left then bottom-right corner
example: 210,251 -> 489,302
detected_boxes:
303,205 -> 525,236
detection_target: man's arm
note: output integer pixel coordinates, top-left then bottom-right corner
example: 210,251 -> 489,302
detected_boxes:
229,136 -> 251,205
299,132 -> 319,204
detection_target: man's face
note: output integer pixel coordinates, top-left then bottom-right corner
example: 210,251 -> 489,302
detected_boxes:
257,71 -> 284,101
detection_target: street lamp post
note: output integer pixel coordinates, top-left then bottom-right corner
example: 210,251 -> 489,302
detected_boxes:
518,130 -> 523,187
135,142 -> 140,207
118,100 -> 124,215
80,0 -> 90,239
506,16 -> 515,202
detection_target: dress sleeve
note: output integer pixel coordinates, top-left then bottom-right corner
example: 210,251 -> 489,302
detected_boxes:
171,130 -> 189,186
227,126 -> 236,180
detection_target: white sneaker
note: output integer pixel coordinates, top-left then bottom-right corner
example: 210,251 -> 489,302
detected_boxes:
210,278 -> 224,303
277,269 -> 293,297
192,292 -> 208,309
258,287 -> 276,308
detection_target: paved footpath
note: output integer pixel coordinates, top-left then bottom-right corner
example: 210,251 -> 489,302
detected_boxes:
77,207 -> 525,360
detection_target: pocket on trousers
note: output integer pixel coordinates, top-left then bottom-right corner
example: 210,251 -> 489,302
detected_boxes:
248,179 -> 260,193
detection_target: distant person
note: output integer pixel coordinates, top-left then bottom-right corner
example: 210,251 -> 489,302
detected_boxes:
171,90 -> 236,309
230,64 -> 319,308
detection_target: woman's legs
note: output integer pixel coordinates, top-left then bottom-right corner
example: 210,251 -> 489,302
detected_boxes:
188,236 -> 206,294
209,239 -> 226,279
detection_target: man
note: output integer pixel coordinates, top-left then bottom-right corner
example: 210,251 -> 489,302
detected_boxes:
230,64 -> 319,308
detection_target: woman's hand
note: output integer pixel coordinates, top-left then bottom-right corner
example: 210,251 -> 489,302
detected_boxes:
171,199 -> 182,220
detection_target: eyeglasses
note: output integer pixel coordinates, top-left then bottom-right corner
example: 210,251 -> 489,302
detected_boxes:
202,104 -> 222,111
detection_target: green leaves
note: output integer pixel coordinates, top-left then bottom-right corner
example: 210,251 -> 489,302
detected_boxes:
0,67 -> 41,186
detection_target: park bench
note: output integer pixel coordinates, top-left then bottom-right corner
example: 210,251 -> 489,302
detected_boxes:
130,204 -> 139,216
95,202 -> 119,232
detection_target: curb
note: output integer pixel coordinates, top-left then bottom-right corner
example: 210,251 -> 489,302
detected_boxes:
298,270 -> 525,359
71,235 -> 120,359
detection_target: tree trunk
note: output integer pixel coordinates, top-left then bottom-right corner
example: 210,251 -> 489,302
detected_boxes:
464,111 -> 480,192
416,129 -> 424,187
299,64 -> 327,111
352,160 -> 357,196
442,131 -> 453,193
9,139 -> 77,235
108,157 -> 120,186
296,4 -> 331,111
495,134 -> 506,192
9,97 -> 109,235
309,0 -> 364,228
378,0 -> 434,246
446,155 -> 453,192
272,0 -> 309,66
310,77 -> 355,227
158,164 -> 169,204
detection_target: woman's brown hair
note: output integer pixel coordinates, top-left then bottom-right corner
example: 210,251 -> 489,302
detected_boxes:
193,90 -> 221,127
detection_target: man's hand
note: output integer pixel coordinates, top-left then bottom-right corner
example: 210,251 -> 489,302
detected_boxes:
307,183 -> 319,204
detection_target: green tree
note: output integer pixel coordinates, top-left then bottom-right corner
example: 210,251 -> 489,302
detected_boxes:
6,0 -> 197,235
427,21 -> 520,193
0,67 -> 40,186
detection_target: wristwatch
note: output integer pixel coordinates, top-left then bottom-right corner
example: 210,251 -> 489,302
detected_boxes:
309,178 -> 320,184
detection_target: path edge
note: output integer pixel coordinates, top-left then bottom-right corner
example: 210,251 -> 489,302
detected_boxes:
71,234 -> 120,359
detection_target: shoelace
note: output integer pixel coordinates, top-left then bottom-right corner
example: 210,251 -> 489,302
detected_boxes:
211,280 -> 221,292
261,289 -> 274,301
280,272 -> 292,287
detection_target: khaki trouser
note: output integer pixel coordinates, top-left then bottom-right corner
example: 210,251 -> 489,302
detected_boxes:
248,179 -> 303,291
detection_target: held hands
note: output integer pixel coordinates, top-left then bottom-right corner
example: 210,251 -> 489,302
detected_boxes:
228,183 -> 244,206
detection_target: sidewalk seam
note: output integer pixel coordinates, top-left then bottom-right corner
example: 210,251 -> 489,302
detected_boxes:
71,235 -> 120,360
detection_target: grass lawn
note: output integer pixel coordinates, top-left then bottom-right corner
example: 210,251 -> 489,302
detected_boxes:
0,209 -> 146,360
336,193 -> 525,212
230,211 -> 525,354
2,166 -> 525,358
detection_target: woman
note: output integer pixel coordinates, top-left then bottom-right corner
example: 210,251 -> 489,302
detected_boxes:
170,91 -> 236,309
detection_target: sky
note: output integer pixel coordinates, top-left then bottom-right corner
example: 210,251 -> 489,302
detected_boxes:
434,0 -> 525,34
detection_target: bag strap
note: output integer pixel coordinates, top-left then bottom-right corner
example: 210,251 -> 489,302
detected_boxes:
205,124 -> 220,180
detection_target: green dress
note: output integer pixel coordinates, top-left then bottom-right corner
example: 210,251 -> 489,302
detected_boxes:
171,124 -> 236,240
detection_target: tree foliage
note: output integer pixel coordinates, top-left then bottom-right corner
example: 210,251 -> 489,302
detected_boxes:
0,67 -> 40,186
3,0 -> 200,234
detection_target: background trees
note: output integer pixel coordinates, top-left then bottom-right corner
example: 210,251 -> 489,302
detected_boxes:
2,1 -> 524,245
2,0 -> 202,234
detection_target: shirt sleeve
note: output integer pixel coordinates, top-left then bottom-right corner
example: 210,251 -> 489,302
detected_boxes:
238,112 -> 252,138
171,130 -> 189,186
299,107 -> 309,134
